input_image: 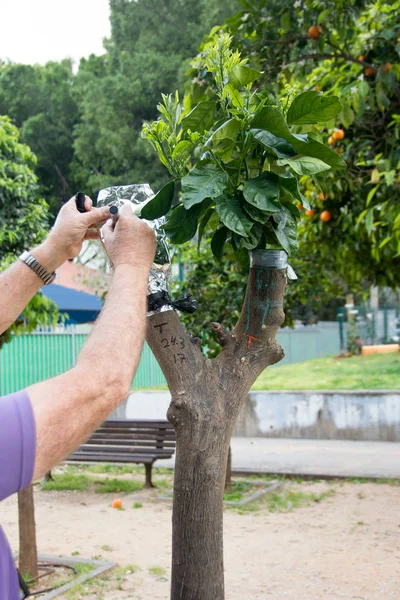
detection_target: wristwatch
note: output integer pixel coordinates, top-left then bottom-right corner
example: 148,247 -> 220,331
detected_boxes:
19,251 -> 56,285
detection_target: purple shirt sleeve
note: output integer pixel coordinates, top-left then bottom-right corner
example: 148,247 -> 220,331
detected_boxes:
0,390 -> 36,502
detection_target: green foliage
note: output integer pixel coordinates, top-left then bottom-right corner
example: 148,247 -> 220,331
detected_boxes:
41,473 -> 91,491
0,60 -> 79,214
142,35 -> 343,260
223,0 -> 400,289
0,116 -> 58,346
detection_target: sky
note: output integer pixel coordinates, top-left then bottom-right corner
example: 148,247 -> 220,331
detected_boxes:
0,0 -> 111,67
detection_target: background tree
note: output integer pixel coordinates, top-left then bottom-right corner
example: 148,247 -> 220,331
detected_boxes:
0,61 -> 79,215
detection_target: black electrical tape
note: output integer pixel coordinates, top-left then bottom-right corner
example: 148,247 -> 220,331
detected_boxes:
147,291 -> 197,314
75,192 -> 86,213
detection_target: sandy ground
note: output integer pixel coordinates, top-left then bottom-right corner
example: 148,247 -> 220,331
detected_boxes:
1,479 -> 400,600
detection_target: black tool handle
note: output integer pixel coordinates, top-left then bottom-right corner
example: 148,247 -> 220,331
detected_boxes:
75,192 -> 86,213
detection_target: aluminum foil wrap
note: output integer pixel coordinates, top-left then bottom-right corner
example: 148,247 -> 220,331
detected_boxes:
97,184 -> 172,313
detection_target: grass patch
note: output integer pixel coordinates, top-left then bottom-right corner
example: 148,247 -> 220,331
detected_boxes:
252,352 -> 400,390
41,473 -> 91,492
149,566 -> 166,577
224,480 -> 256,502
74,563 -> 95,576
85,464 -> 135,475
228,485 -> 336,514
95,478 -> 143,494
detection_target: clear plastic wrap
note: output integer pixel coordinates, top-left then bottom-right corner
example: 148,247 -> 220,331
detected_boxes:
97,184 -> 172,313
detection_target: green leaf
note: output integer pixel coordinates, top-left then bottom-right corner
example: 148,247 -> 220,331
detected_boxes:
228,65 -> 261,88
365,208 -> 374,234
197,206 -> 215,248
182,165 -> 229,208
339,105 -> 355,129
226,84 -> 244,109
209,118 -> 241,145
162,203 -> 201,243
287,91 -> 342,125
278,173 -> 310,209
211,226 -> 229,260
234,223 -> 263,249
366,185 -> 379,206
280,12 -> 291,33
181,100 -> 216,132
251,129 -> 296,158
277,156 -> 331,176
271,207 -> 298,255
318,9 -> 331,24
252,107 -> 346,169
243,172 -> 281,212
171,140 -> 193,160
243,202 -> 271,224
233,246 -> 250,269
140,180 -> 175,220
215,195 -> 253,237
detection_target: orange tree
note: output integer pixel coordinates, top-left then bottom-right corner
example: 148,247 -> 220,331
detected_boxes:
140,35 -> 345,599
220,0 -> 400,293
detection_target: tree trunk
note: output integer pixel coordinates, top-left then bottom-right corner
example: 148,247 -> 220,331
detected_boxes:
146,250 -> 287,600
18,485 -> 38,580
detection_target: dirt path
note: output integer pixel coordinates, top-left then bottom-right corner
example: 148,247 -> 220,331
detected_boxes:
2,480 -> 400,599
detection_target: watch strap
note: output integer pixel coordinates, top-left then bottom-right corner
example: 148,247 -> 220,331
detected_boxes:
19,251 -> 56,285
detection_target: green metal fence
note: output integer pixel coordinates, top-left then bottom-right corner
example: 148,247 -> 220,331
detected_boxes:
337,305 -> 400,351
0,330 -> 166,396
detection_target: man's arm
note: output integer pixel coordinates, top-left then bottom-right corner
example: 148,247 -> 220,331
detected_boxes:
0,195 -> 110,334
27,205 -> 156,480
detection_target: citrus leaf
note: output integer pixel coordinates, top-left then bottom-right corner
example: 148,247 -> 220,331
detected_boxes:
215,195 -> 253,237
182,165 -> 229,208
211,226 -> 228,260
181,100 -> 216,132
278,173 -> 310,209
251,129 -> 296,158
141,180 -> 175,220
243,202 -> 271,224
171,140 -> 193,160
162,203 -> 202,243
251,107 -> 346,169
277,156 -> 331,176
271,207 -> 298,255
243,172 -> 281,212
208,118 -> 241,146
287,91 -> 342,125
197,206 -> 215,248
228,65 -> 261,88
226,84 -> 244,109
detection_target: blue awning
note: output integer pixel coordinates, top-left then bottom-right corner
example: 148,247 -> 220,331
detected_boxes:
41,284 -> 103,324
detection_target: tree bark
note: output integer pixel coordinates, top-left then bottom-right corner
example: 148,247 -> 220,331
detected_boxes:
146,251 -> 287,600
225,446 -> 232,493
18,485 -> 38,580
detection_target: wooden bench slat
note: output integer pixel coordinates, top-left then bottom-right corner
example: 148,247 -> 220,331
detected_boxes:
76,445 -> 173,455
85,439 -> 176,448
102,420 -> 174,429
68,454 -> 160,463
89,432 -> 175,439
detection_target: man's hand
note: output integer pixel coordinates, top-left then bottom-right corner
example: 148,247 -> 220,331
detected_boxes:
46,195 -> 110,266
101,204 -> 156,271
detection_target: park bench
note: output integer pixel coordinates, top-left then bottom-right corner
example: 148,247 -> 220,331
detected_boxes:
67,419 -> 176,488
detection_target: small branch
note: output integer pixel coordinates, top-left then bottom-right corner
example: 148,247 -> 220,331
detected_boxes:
210,322 -> 229,347
216,260 -> 287,395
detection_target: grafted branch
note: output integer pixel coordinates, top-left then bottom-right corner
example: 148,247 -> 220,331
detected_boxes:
216,258 -> 287,398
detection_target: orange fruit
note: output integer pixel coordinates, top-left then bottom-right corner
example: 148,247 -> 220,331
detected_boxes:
333,129 -> 345,140
365,67 -> 376,76
383,62 -> 392,73
305,209 -> 316,217
358,55 -> 365,61
318,192 -> 328,200
112,499 -> 123,509
298,203 -> 304,210
328,136 -> 335,145
308,25 -> 322,39
320,210 -> 332,222
315,85 -> 321,91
